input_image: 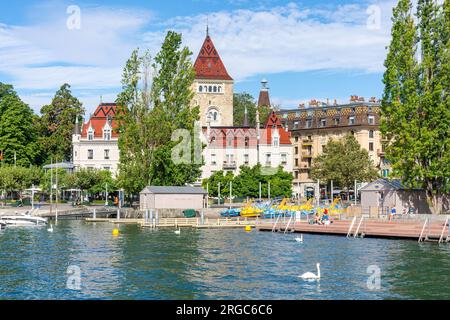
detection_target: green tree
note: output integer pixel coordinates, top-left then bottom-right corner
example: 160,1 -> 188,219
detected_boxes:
117,31 -> 202,195
311,135 -> 379,195
89,170 -> 117,195
203,164 -> 293,199
38,84 -> 84,163
233,92 -> 271,127
202,170 -> 234,199
0,83 -> 39,166
382,0 -> 450,214
0,166 -> 42,201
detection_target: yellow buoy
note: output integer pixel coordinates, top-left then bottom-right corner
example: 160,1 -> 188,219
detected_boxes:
112,229 -> 120,236
245,225 -> 252,232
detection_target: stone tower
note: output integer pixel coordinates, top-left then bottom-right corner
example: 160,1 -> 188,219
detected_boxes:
192,31 -> 234,127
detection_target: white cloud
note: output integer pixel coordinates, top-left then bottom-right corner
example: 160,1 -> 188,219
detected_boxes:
0,1 -> 396,113
147,1 -> 396,81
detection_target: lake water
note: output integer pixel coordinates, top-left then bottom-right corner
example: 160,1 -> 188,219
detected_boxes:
0,220 -> 449,300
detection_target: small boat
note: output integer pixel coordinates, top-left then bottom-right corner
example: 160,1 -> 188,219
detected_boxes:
0,221 -> 6,230
220,208 -> 241,217
0,214 -> 48,226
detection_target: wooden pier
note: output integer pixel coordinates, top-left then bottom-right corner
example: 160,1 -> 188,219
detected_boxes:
86,217 -> 257,229
257,218 -> 450,243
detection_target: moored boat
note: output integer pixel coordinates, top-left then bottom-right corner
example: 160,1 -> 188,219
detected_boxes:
0,215 -> 48,226
220,208 -> 241,217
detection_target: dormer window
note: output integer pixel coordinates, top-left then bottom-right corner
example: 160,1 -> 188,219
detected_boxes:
103,125 -> 112,141
88,127 -> 94,141
273,136 -> 279,147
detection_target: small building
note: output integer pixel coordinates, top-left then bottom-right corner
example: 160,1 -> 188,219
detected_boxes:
360,179 -> 431,215
140,186 -> 207,211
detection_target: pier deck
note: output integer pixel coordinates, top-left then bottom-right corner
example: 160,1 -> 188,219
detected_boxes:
257,219 -> 450,242
86,217 -> 256,229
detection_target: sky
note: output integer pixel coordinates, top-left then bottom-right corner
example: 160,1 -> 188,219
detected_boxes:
0,0 -> 397,116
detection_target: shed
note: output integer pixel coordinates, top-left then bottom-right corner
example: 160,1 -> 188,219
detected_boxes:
140,186 -> 207,211
360,179 -> 431,215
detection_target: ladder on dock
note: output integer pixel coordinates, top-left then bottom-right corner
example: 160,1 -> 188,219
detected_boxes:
354,216 -> 365,238
272,215 -> 282,232
418,218 -> 429,243
346,216 -> 364,238
283,215 -> 295,234
346,216 -> 357,238
438,217 -> 449,244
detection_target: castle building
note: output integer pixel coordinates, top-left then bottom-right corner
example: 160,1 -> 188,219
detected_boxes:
70,31 -> 290,187
192,31 -> 234,127
200,80 -> 293,180
72,103 -> 120,175
277,96 -> 389,198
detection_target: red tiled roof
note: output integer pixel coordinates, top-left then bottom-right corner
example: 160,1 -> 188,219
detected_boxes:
194,35 -> 233,81
261,112 -> 291,145
81,104 -> 119,138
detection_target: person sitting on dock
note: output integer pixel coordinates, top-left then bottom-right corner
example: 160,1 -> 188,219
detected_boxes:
322,209 -> 330,225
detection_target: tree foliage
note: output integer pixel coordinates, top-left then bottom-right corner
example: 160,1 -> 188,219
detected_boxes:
310,135 -> 379,192
382,0 -> 450,214
202,164 -> 293,199
38,84 -> 84,164
0,83 -> 39,166
233,92 -> 271,127
116,31 -> 202,195
0,166 -> 42,195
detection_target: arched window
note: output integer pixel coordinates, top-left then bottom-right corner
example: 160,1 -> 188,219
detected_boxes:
218,86 -> 222,93
213,86 -> 217,93
204,86 -> 207,92
209,86 -> 212,92
244,137 -> 250,148
208,107 -> 220,124
199,86 -> 203,93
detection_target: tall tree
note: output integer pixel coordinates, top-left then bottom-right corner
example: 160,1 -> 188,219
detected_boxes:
38,84 -> 84,163
382,0 -> 450,214
116,31 -> 202,195
0,83 -> 39,166
311,135 -> 379,195
149,31 -> 202,186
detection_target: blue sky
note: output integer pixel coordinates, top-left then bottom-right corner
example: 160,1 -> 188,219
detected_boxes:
0,0 -> 396,115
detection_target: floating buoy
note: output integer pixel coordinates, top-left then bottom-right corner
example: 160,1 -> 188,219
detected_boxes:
112,229 -> 120,236
245,225 -> 252,232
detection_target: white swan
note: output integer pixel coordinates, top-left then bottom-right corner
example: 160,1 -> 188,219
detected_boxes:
299,263 -> 320,280
47,224 -> 54,233
295,234 -> 303,243
174,228 -> 181,235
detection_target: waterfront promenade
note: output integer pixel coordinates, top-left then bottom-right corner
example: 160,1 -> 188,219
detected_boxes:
258,218 -> 450,243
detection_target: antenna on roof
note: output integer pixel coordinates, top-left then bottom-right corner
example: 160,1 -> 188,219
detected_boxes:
206,16 -> 209,37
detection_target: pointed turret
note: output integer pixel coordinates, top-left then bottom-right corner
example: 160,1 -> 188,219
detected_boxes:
194,33 -> 233,81
258,78 -> 271,108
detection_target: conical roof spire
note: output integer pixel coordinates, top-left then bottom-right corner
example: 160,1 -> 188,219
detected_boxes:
194,32 -> 233,81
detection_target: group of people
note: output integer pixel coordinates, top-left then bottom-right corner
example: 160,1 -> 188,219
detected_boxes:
311,208 -> 332,225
